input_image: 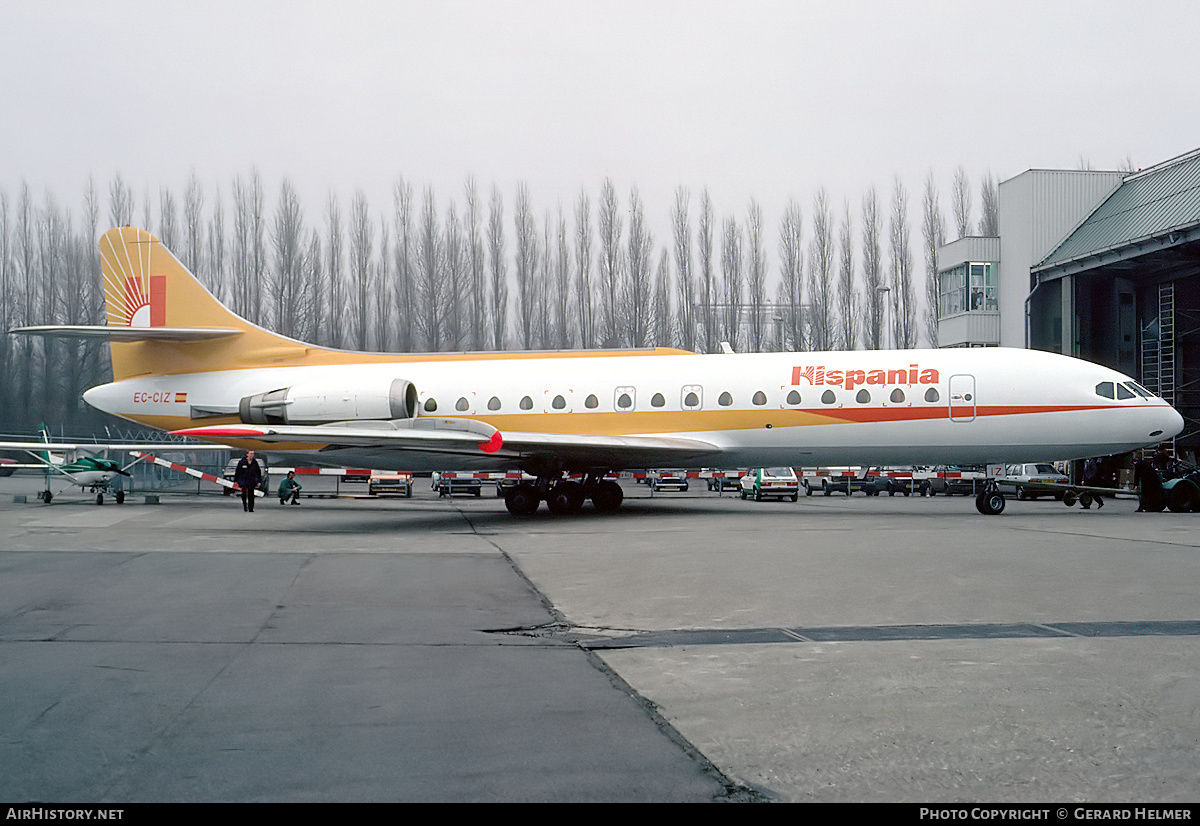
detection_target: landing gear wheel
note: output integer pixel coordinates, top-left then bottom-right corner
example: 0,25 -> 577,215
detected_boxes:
504,483 -> 540,516
42,490 -> 52,503
591,480 -> 624,513
975,488 -> 1006,515
116,490 -> 125,504
96,493 -> 104,506
546,481 -> 585,515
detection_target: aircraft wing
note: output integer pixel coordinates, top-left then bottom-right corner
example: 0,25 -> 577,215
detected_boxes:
171,419 -> 724,469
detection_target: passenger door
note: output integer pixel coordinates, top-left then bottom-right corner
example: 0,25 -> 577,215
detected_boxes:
948,374 -> 976,422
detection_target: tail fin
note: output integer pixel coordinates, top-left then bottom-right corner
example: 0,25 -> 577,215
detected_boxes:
99,227 -> 313,380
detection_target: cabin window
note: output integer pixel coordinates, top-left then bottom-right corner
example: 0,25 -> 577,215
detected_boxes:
786,390 -> 801,406
650,392 -> 666,408
424,398 -> 438,412
718,391 -> 733,407
890,388 -> 905,404
924,388 -> 940,403
487,396 -> 501,411
455,397 -> 469,412
585,394 -> 599,409
520,395 -> 533,410
1095,382 -> 1115,399
821,389 -> 836,405
1116,383 -> 1135,400
752,391 -> 767,406
683,391 -> 700,408
855,389 -> 870,404
552,394 -> 566,409
617,392 -> 633,410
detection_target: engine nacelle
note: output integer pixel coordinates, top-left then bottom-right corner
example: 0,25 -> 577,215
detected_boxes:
239,378 -> 418,425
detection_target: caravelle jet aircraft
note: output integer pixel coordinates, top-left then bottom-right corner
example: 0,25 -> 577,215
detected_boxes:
11,227 -> 1185,516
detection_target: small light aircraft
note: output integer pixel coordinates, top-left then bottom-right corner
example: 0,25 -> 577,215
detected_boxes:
10,227 -> 1185,516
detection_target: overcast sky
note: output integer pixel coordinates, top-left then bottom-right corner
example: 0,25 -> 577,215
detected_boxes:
4,0 -> 1198,246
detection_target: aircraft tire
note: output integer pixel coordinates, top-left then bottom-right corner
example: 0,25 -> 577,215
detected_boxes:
976,489 -> 1005,515
591,480 -> 623,513
116,490 -> 125,504
547,481 -> 585,515
504,484 -> 540,516
42,490 -> 52,504
96,493 -> 104,506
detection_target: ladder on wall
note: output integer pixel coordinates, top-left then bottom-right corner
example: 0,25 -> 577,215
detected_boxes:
1141,282 -> 1176,447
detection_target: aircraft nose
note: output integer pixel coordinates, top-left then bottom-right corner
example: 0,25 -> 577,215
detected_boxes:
1152,404 -> 1185,441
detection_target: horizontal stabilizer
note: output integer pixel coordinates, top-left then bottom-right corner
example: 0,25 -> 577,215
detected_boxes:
10,325 -> 242,342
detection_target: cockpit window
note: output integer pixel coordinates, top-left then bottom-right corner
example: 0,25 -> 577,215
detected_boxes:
1123,381 -> 1152,399
1116,384 -> 1135,400
1095,382 -> 1115,399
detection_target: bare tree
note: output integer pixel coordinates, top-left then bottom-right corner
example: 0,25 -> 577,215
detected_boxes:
554,205 -> 572,348
697,190 -> 716,353
512,182 -> 539,350
652,248 -> 673,347
375,217 -> 392,352
108,173 -> 133,228
951,165 -> 972,240
836,200 -> 857,350
978,171 -> 999,236
777,198 -> 804,351
158,188 -> 179,256
670,187 -> 695,351
464,176 -> 487,350
745,199 -> 767,352
720,216 -> 743,350
487,185 -> 508,349
183,171 -> 205,274
416,186 -> 445,351
625,186 -> 653,348
861,187 -> 885,349
444,200 -> 466,350
574,189 -> 594,348
348,190 -> 374,350
270,179 -> 304,338
392,179 -> 416,352
889,177 -> 917,349
207,186 -> 227,305
596,178 -> 622,347
922,171 -> 946,347
324,192 -> 344,347
807,188 -> 835,351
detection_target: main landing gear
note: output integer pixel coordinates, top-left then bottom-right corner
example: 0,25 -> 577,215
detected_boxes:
503,473 -> 623,516
975,482 -> 1006,515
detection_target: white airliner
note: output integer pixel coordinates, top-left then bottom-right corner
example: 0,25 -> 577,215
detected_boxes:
12,227 -> 1184,516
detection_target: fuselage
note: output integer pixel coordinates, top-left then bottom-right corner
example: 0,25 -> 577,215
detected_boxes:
83,346 -> 1183,472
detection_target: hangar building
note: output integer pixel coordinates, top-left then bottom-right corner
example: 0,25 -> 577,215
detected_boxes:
937,148 -> 1200,457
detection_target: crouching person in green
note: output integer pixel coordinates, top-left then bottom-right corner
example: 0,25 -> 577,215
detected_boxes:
279,471 -> 302,505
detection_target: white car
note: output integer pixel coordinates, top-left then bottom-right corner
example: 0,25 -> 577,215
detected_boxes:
1003,463 -> 1070,500
740,467 -> 800,501
650,471 -> 689,492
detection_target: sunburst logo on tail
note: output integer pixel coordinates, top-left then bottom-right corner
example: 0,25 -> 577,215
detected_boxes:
102,229 -> 167,327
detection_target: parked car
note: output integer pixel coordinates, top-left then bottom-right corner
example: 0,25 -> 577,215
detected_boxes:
1002,463 -> 1070,500
0,456 -> 15,477
740,467 -> 799,501
705,471 -> 741,492
368,473 -> 413,497
917,465 -> 987,496
650,470 -> 689,492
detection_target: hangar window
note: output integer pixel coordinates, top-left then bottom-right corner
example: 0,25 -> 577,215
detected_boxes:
856,389 -> 871,404
552,394 -> 566,409
584,394 -> 599,409
455,397 -> 469,412
821,389 -> 836,405
752,391 -> 767,406
924,388 -> 940,403
786,390 -> 801,405
520,396 -> 533,410
424,398 -> 438,412
718,391 -> 733,407
651,392 -> 666,408
487,396 -> 501,411
1095,382 -> 1115,399
890,388 -> 905,404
